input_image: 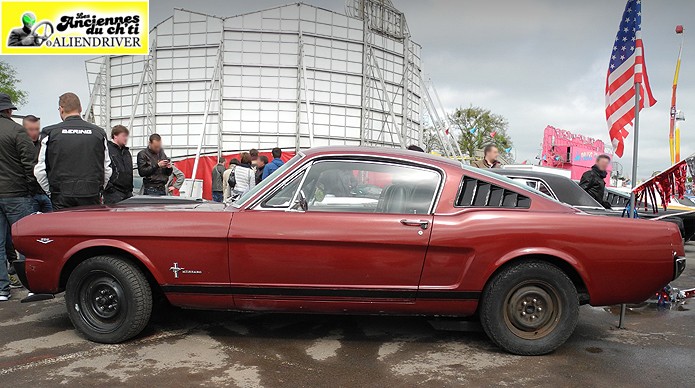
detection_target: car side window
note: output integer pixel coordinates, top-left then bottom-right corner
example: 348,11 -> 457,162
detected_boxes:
513,178 -> 537,190
298,160 -> 440,214
260,172 -> 305,208
537,181 -> 553,197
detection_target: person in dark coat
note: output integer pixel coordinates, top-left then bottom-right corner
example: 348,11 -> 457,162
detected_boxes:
137,133 -> 172,196
579,154 -> 612,209
104,125 -> 134,204
0,93 -> 38,300
22,114 -> 52,213
211,157 -> 227,202
255,155 -> 268,184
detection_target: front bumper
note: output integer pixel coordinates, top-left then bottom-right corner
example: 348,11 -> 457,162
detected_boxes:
13,259 -> 55,303
13,259 -> 30,290
674,255 -> 686,280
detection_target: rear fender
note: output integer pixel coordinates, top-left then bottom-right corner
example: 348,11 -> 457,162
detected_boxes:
490,247 -> 593,294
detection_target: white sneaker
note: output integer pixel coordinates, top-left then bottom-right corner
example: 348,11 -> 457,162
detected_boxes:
0,294 -> 10,301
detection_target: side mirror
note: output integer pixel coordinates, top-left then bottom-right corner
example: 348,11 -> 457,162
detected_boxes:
291,190 -> 308,212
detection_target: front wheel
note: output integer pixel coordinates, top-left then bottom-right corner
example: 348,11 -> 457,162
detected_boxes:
65,256 -> 152,343
479,260 -> 579,355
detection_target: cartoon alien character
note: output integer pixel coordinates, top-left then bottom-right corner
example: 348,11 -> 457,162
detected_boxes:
8,12 -> 43,47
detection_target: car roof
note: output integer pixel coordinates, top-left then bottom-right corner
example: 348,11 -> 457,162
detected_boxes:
302,146 -> 462,168
290,147 -> 573,213
496,169 -> 571,183
494,169 -> 604,208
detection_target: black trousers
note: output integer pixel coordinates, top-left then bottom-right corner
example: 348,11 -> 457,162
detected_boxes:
103,190 -> 132,204
51,194 -> 101,210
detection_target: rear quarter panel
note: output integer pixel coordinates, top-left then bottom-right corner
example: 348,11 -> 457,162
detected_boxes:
421,209 -> 679,305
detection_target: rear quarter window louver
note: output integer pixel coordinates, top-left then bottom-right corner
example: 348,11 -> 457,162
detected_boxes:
456,176 -> 531,209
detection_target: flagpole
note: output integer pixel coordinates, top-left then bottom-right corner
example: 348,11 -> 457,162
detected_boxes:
620,81 -> 641,329
629,82 -> 641,219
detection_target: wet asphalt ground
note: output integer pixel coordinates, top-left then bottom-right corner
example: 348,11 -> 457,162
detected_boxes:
1,246 -> 694,387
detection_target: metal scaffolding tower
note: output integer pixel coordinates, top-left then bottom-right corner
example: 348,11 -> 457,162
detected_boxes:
346,0 -> 418,149
421,77 -> 464,159
84,57 -> 109,128
127,39 -> 157,136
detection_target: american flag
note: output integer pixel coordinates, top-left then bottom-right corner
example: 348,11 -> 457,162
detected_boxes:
605,0 -> 656,157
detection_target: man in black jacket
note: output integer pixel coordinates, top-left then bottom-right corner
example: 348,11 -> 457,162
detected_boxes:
35,92 -> 112,210
104,125 -> 133,204
22,114 -> 52,213
0,93 -> 38,300
137,133 -> 173,196
579,154 -> 612,209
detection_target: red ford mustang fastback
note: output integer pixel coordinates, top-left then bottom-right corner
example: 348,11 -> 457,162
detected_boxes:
12,147 -> 686,355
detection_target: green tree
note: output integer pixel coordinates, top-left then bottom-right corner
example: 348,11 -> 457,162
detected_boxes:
421,127 -> 441,153
0,60 -> 28,107
450,106 -> 512,160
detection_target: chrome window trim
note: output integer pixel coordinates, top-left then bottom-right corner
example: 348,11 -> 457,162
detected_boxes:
231,151 -> 306,209
253,168 -> 309,211
244,153 -> 446,215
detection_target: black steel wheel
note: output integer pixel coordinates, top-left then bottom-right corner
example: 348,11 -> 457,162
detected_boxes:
65,256 -> 152,343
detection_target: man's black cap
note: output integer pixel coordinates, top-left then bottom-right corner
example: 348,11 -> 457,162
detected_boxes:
0,93 -> 17,111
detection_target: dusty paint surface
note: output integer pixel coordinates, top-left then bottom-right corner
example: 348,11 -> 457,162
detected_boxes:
1,245 -> 694,387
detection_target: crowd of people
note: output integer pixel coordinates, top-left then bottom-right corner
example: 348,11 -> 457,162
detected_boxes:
211,147 -> 285,202
0,91 -> 291,300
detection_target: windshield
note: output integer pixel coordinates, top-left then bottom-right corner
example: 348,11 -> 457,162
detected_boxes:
463,164 -> 568,207
232,152 -> 304,206
553,180 -> 605,208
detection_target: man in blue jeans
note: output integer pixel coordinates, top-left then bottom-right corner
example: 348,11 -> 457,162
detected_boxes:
0,93 -> 39,301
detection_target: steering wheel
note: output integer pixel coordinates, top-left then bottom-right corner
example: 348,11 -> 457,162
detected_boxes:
31,20 -> 54,45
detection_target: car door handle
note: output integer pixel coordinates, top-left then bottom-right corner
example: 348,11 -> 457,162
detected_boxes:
400,219 -> 430,230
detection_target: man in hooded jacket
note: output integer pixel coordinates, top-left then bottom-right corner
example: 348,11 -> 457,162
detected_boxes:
579,154 -> 612,209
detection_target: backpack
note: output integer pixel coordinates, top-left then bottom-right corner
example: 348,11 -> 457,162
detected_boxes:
228,168 -> 237,189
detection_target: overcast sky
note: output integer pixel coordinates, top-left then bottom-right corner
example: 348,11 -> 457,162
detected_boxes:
3,0 -> 695,178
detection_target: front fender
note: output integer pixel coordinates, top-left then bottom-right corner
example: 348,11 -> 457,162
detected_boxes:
60,239 -> 165,284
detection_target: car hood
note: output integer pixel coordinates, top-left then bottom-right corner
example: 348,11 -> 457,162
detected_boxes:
46,197 -> 228,214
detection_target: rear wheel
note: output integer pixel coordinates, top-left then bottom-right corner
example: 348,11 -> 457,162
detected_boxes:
479,260 -> 579,355
65,256 -> 152,343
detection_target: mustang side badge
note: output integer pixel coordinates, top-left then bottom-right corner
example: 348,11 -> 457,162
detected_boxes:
169,262 -> 202,279
36,238 -> 54,244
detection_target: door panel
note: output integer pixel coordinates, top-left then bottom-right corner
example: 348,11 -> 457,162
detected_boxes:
228,159 -> 442,305
229,211 -> 432,290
